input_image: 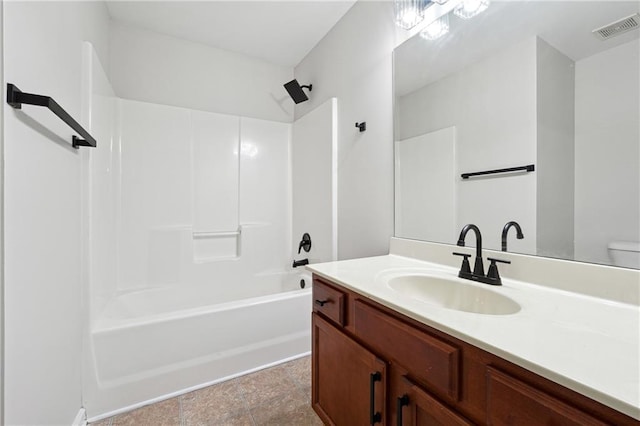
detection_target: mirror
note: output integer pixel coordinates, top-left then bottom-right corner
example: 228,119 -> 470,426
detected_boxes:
393,0 -> 640,268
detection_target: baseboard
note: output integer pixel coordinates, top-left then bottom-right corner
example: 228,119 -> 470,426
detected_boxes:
71,408 -> 87,426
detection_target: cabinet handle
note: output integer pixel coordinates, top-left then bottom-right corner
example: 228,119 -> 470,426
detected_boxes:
315,299 -> 329,307
370,372 -> 382,424
397,394 -> 409,426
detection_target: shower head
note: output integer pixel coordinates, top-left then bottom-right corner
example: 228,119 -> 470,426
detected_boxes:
284,79 -> 312,104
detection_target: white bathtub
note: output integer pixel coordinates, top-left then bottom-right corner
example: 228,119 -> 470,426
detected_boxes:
85,270 -> 312,420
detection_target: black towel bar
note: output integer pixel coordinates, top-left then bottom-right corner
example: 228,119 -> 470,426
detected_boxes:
6,83 -> 97,149
461,164 -> 534,180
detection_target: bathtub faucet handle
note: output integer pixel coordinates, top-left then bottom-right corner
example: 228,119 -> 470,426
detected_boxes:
298,233 -> 312,254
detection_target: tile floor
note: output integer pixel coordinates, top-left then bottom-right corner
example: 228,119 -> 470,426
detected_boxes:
90,356 -> 323,426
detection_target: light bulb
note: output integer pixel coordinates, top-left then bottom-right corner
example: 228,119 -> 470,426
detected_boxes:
394,0 -> 425,30
420,14 -> 450,40
453,0 -> 490,20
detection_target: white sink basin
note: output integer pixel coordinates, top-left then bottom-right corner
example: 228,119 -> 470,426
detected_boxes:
387,274 -> 521,315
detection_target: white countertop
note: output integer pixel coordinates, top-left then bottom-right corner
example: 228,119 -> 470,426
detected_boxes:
307,254 -> 640,420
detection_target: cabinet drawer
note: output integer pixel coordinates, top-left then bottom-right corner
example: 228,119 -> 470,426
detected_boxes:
486,367 -> 608,426
313,278 -> 345,326
353,300 -> 460,400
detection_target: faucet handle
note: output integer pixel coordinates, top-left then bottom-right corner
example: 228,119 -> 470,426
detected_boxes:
487,257 -> 511,265
453,252 -> 471,258
298,233 -> 312,254
486,257 -> 511,285
452,252 -> 472,276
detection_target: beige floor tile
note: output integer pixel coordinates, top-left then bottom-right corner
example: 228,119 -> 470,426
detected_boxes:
236,365 -> 298,408
285,356 -> 311,390
255,404 -> 322,426
305,405 -> 325,426
250,392 -> 313,426
112,398 -> 180,426
182,380 -> 248,426
215,412 -> 255,426
303,388 -> 312,405
88,419 -> 112,426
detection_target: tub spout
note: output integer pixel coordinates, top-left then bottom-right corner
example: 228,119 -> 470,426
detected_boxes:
292,258 -> 309,268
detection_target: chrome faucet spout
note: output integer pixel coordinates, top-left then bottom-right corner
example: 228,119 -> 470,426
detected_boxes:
501,221 -> 524,252
457,224 -> 484,276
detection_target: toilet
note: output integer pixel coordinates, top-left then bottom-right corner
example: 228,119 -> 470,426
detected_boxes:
607,241 -> 640,269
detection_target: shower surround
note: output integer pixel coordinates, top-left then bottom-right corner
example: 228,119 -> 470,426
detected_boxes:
82,45 -> 311,420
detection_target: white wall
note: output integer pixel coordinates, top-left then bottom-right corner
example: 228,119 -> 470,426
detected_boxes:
85,44 -> 118,325
115,100 -> 291,290
292,98 -> 338,264
109,21 -> 295,124
117,99 -> 192,288
192,111 -> 240,235
395,127 -> 456,243
2,2 -> 110,424
575,39 -> 640,265
238,117 -> 292,274
294,1 -> 405,260
0,1 -> 5,422
397,37 -> 538,254
113,99 -> 292,291
536,39 -> 575,260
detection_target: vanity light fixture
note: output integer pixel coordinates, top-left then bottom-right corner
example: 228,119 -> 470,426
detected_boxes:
420,13 -> 450,40
394,0 -> 426,30
453,0 -> 490,20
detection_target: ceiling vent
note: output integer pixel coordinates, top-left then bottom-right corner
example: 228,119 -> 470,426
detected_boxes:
592,13 -> 640,40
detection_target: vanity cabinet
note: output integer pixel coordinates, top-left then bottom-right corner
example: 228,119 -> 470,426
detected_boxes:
485,368 -> 607,426
311,275 -> 638,426
312,313 -> 387,425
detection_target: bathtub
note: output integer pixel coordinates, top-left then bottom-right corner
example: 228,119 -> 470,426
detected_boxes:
85,270 -> 312,420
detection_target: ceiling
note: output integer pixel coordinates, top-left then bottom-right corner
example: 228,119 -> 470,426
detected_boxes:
106,1 -> 357,68
395,1 -> 640,96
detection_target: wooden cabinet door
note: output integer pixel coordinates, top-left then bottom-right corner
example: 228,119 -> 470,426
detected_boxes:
396,377 -> 473,426
312,313 -> 387,425
486,367 -> 608,426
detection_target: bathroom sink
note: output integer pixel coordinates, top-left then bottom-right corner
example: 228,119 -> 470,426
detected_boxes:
387,274 -> 521,315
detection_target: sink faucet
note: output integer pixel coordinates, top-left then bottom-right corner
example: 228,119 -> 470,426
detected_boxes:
453,224 -> 511,286
501,221 -> 524,252
457,224 -> 484,277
